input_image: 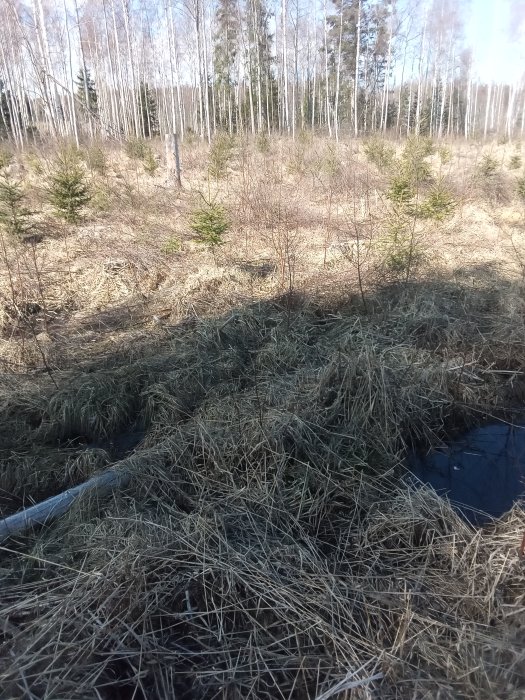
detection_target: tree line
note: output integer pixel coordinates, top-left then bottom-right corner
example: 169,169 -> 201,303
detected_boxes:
0,0 -> 523,146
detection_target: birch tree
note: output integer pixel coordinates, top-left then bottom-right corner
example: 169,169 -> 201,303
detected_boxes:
0,0 -> 520,143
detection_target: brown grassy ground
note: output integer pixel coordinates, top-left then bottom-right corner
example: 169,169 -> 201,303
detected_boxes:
0,135 -> 524,699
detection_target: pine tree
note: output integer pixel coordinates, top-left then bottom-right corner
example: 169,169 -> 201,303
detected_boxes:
360,1 -> 391,130
0,79 -> 22,140
213,0 -> 240,130
0,79 -> 12,139
246,0 -> 277,131
138,83 -> 159,138
327,1 -> 360,77
75,68 -> 98,116
326,0 -> 390,129
324,0 -> 362,129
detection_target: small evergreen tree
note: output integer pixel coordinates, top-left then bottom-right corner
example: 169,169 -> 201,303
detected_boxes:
143,147 -> 158,176
363,137 -> 395,169
0,175 -> 33,239
190,197 -> 229,250
48,156 -> 90,223
138,83 -> 159,137
125,138 -> 149,160
76,68 -> 98,116
208,132 -> 234,178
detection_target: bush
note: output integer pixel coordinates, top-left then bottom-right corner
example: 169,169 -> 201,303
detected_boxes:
479,154 -> 498,177
125,138 -> 149,161
124,138 -> 158,175
48,157 -> 90,223
289,143 -> 307,175
209,133 -> 234,179
363,137 -> 395,169
0,175 -> 33,239
386,244 -> 415,274
190,198 -> 229,249
509,154 -> 522,170
297,129 -> 313,146
59,143 -> 83,165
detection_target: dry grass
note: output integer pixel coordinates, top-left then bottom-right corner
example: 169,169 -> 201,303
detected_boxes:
0,135 -> 524,698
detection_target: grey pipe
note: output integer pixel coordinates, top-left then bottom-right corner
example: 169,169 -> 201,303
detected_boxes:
0,467 -> 132,543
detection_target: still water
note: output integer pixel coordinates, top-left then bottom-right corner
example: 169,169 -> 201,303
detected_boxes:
408,422 -> 525,524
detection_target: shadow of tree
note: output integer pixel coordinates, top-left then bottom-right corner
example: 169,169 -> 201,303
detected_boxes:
0,263 -> 524,699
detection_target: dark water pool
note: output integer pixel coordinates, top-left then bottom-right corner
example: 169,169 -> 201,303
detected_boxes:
408,422 -> 525,524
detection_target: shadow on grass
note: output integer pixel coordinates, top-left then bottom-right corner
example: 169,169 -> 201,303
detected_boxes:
0,263 -> 524,699
2,262 -> 524,510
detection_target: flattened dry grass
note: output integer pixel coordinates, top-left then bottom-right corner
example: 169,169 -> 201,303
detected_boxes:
0,269 -> 524,698
0,463 -> 523,699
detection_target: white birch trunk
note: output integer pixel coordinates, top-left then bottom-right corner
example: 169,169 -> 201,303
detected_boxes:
323,0 -> 331,137
282,0 -> 290,133
354,0 -> 362,138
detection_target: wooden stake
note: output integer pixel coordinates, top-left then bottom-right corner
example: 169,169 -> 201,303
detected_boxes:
165,132 -> 182,187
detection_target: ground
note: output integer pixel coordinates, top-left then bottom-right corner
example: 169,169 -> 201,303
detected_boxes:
0,134 -> 524,699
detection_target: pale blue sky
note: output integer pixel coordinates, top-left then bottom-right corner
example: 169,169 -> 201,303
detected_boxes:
465,0 -> 525,83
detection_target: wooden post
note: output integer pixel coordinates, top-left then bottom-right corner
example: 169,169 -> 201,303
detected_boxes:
174,132 -> 182,187
165,132 -> 182,187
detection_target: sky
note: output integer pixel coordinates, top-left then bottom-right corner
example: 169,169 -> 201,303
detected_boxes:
465,0 -> 525,83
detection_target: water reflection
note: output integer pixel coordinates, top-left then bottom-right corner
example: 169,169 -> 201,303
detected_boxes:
408,422 -> 525,524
